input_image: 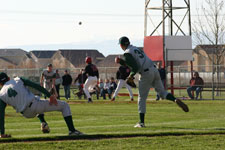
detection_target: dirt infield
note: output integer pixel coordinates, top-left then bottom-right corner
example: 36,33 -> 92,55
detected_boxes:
118,93 -> 138,96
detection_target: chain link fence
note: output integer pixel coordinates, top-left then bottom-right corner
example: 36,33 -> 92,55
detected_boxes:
1,65 -> 225,100
166,65 -> 225,100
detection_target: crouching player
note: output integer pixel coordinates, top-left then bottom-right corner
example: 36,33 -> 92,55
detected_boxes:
0,72 -> 83,138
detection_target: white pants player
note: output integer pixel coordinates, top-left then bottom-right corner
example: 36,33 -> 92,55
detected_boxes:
83,76 -> 98,99
113,79 -> 133,99
138,67 -> 168,113
22,96 -> 71,118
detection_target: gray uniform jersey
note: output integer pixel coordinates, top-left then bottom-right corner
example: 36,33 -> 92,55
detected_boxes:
0,77 -> 35,113
42,70 -> 56,90
124,45 -> 154,74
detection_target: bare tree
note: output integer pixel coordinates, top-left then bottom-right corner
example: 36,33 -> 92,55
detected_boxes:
192,0 -> 225,96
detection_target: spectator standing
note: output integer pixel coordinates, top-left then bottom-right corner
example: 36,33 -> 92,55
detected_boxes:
111,64 -> 134,101
62,70 -> 73,100
55,69 -> 62,99
156,62 -> 166,100
187,72 -> 204,100
40,64 -> 57,99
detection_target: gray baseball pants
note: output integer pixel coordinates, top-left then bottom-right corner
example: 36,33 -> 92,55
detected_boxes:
138,67 -> 168,113
22,97 -> 71,118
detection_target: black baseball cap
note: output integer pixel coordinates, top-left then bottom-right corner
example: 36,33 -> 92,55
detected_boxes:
47,63 -> 52,67
119,36 -> 130,45
0,72 -> 9,83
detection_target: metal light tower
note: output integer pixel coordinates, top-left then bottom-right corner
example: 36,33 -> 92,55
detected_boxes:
144,0 -> 192,94
144,0 -> 191,37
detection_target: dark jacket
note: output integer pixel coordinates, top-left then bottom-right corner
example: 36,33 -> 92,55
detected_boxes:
190,77 -> 204,88
116,65 -> 130,80
84,64 -> 99,78
110,81 -> 117,91
62,74 -> 72,86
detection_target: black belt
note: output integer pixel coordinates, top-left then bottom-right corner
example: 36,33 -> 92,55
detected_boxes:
139,68 -> 149,74
21,102 -> 33,114
144,68 -> 149,72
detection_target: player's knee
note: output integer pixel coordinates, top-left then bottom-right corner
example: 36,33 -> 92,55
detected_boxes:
61,101 -> 69,108
62,102 -> 71,117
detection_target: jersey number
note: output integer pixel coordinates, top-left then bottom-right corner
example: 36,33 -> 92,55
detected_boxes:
134,49 -> 144,59
7,88 -> 18,97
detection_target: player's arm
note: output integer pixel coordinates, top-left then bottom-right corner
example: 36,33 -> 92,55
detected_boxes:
123,53 -> 138,77
20,77 -> 51,98
51,73 -> 56,88
83,66 -> 88,75
96,70 -> 99,79
74,75 -> 79,84
40,72 -> 44,87
116,70 -> 120,80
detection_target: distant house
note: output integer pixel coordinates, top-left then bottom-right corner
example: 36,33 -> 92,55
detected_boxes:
52,49 -> 105,69
29,50 -> 57,68
97,54 -> 123,67
0,49 -> 35,69
193,45 -> 225,72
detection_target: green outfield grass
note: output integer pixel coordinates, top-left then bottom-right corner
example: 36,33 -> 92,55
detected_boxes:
1,89 -> 225,150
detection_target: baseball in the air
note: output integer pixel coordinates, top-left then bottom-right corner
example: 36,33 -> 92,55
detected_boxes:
79,21 -> 82,25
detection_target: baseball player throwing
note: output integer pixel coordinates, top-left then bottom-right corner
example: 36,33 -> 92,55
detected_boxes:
117,36 -> 189,128
0,72 -> 83,138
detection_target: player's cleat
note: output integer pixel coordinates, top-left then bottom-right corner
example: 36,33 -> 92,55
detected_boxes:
0,134 -> 11,138
111,97 -> 115,101
69,130 -> 84,136
131,98 -> 134,101
41,122 -> 50,133
134,123 -> 145,128
175,99 -> 189,112
87,98 -> 93,103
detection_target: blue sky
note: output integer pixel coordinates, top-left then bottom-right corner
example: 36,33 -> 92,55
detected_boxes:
0,0 -> 203,56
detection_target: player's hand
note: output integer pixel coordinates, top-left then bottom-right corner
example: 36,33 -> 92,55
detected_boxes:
0,134 -> 11,138
115,57 -> 120,63
49,95 -> 58,105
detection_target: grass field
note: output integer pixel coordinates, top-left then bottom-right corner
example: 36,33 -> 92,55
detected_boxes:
1,88 -> 225,150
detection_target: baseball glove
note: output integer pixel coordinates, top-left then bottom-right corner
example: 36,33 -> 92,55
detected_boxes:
126,76 -> 136,88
